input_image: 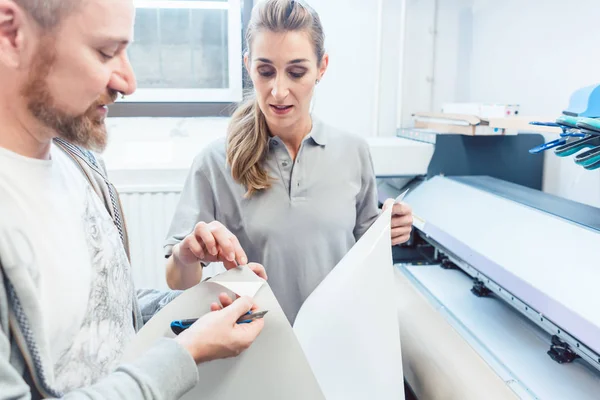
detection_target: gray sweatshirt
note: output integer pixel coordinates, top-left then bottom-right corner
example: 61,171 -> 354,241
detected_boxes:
0,139 -> 199,399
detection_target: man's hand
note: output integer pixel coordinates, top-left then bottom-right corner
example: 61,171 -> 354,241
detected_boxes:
175,295 -> 264,364
382,199 -> 413,246
209,292 -> 236,311
174,221 -> 247,270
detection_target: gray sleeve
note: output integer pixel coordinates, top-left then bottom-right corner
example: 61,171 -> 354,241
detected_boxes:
0,330 -> 198,400
59,339 -> 198,400
136,289 -> 182,325
164,155 -> 217,258
353,141 -> 380,241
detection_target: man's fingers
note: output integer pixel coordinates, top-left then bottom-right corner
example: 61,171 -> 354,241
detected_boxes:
223,296 -> 254,321
237,317 -> 265,341
218,292 -> 234,308
230,295 -> 265,344
210,302 -> 221,311
194,222 -> 218,256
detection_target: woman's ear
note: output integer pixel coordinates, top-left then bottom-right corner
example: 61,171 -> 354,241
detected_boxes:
243,52 -> 251,75
317,52 -> 329,82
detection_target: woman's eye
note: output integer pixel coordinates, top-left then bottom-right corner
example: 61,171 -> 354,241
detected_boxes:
288,68 -> 308,78
259,70 -> 275,78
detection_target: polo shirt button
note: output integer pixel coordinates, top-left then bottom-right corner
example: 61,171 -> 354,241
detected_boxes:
282,162 -> 288,167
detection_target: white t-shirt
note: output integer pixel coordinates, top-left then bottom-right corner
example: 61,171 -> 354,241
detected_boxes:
0,144 -> 135,392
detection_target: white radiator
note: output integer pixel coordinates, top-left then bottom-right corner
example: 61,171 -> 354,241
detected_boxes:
119,188 -> 182,291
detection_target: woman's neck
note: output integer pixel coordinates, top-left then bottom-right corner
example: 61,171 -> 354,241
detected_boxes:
268,116 -> 312,161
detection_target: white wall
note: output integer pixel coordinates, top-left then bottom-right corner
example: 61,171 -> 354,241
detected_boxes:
402,0 -> 600,207
399,0 -> 438,125
466,0 -> 600,117
309,0 -> 404,137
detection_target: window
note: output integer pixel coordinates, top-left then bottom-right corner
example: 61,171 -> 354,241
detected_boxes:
123,0 -> 243,103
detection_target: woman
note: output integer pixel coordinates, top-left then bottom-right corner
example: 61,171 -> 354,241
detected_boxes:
164,0 -> 413,324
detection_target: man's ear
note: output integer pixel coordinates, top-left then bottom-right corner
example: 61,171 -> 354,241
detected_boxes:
0,0 -> 31,69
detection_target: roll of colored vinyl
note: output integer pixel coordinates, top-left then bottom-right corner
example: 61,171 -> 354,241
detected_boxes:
583,158 -> 600,170
575,118 -> 600,134
575,146 -> 600,166
555,136 -> 600,157
556,115 -> 581,129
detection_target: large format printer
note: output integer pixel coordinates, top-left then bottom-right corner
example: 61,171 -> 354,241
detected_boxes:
371,129 -> 600,399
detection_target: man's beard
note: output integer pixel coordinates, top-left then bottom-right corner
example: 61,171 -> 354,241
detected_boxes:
20,40 -> 118,152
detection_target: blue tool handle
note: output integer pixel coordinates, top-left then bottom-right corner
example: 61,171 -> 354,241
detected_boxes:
530,121 -> 570,135
170,311 -> 256,335
530,121 -> 560,127
528,138 -> 567,154
170,318 -> 198,335
561,130 -> 586,138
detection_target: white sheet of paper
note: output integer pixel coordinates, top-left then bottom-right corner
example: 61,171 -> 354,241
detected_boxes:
294,207 -> 405,399
122,266 -> 325,400
123,208 -> 402,399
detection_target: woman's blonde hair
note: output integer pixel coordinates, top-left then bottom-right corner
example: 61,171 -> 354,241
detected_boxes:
226,0 -> 325,197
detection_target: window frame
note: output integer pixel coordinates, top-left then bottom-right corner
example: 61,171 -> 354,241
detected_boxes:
110,0 -> 252,117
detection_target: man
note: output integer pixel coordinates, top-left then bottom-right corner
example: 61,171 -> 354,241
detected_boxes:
0,0 -> 264,398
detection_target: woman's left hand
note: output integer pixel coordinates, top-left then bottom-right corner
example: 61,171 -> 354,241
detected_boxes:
382,199 -> 413,246
245,262 -> 268,281
224,261 -> 268,281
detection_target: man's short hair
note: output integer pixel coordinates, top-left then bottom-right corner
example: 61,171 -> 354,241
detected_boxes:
14,0 -> 81,30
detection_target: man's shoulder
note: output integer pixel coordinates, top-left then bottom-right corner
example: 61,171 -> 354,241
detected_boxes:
52,139 -> 130,255
53,138 -> 108,177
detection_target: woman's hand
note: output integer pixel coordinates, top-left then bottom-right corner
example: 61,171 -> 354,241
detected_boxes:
174,221 -> 247,269
174,222 -> 268,280
382,200 -> 413,245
